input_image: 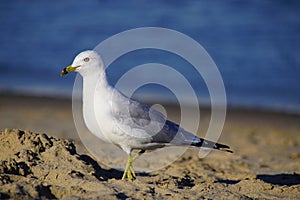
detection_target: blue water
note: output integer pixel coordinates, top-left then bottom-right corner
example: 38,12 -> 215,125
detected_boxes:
0,1 -> 299,113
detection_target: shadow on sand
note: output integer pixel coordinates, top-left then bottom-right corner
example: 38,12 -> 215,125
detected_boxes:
217,173 -> 300,187
257,173 -> 300,186
78,154 -> 150,180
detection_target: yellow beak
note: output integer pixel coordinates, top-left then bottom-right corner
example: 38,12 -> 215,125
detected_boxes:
61,65 -> 79,76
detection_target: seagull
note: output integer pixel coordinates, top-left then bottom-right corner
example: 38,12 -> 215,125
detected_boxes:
61,50 -> 232,181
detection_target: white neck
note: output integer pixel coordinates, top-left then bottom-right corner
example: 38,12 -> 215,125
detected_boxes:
82,68 -> 110,99
81,67 -> 113,136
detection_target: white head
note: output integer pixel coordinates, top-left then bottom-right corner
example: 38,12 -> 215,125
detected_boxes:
61,50 -> 104,77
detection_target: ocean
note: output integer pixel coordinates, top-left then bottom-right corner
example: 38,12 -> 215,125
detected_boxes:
0,0 -> 299,114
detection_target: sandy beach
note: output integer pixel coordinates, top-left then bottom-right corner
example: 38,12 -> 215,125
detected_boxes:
0,94 -> 299,199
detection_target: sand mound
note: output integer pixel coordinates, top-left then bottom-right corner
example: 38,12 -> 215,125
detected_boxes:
0,129 -> 299,199
0,129 -> 116,199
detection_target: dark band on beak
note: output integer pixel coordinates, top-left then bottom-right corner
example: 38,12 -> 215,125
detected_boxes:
61,68 -> 68,76
61,65 -> 79,76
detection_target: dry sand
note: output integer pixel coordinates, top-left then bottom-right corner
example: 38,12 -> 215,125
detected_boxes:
0,94 -> 299,199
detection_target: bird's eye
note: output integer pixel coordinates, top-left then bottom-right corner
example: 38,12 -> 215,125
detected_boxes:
83,57 -> 90,62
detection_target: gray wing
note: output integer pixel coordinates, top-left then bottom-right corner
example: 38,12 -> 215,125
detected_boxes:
111,90 -> 232,152
111,91 -> 199,146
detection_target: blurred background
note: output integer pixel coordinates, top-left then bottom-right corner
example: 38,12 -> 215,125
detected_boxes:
0,0 -> 299,113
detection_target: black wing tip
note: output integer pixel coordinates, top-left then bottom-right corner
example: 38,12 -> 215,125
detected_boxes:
191,139 -> 233,153
219,148 -> 234,153
214,143 -> 233,153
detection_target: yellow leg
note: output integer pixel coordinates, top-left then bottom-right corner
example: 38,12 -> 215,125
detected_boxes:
132,150 -> 145,162
121,150 -> 145,181
122,154 -> 135,181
